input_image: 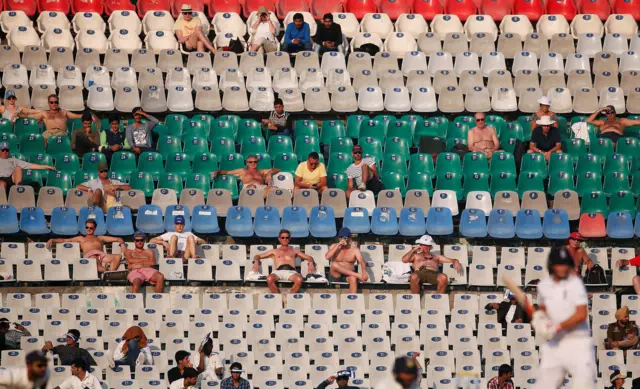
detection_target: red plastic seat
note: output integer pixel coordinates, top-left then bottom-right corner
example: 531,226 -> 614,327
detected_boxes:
412,0 -> 443,20
171,0 -> 204,17
38,0 -> 69,12
137,0 -> 171,17
546,0 -> 577,20
579,0 -> 610,21
6,0 -> 37,15
208,0 -> 241,16
243,0 -> 275,18
480,0 -> 511,21
275,0 -> 309,18
614,0 -> 640,20
444,0 -> 476,21
72,0 -> 104,14
344,0 -> 376,19
104,0 -> 135,15
310,0 -> 342,19
578,213 -> 606,238
512,0 -> 543,21
379,0 -> 411,20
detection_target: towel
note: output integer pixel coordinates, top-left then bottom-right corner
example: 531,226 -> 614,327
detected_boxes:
121,326 -> 148,354
571,122 -> 591,145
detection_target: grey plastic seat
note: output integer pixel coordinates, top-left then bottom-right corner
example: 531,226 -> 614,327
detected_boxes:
549,33 -> 575,57
321,189 -> 347,218
267,51 -> 292,74
187,52 -> 212,74
459,70 -> 483,94
437,85 -> 464,113
36,187 -> 64,216
627,87 -> 640,114
553,190 -> 580,220
347,52 -> 373,75
294,51 -> 320,75
417,32 -> 442,55
278,88 -> 304,112
9,185 -> 35,211
470,32 -> 495,55
443,32 -> 468,54
195,88 -> 222,111
159,49 -> 184,73
487,70 -> 513,91
305,87 -> 331,112
222,86 -> 249,112
114,86 -> 141,113
207,189 -> 233,217
330,86 -> 358,112
497,33 -> 522,59
140,85 -> 168,113
0,45 -> 21,69
138,68 -> 164,91
32,85 -> 53,110
48,47 -> 74,72
523,33 -> 548,56
573,87 -> 599,113
23,46 -> 47,69
104,48 -> 129,71
593,52 -> 619,74
514,70 -> 540,97
132,49 -> 157,70
433,70 -> 458,94
465,86 -> 490,112
540,70 -> 566,95
518,87 -> 543,113
75,48 -> 101,72
59,85 -> 85,111
594,71 -> 619,95
567,70 -> 593,95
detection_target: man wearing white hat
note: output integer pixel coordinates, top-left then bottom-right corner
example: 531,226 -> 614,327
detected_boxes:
401,235 -> 461,294
530,96 -> 558,132
174,4 -> 216,53
529,116 -> 562,161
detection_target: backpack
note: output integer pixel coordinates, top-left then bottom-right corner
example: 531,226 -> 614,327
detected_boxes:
356,43 -> 380,57
228,38 -> 245,54
584,264 -> 607,284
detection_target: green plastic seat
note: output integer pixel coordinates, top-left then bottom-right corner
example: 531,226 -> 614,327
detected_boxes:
193,153 -> 219,175
399,115 -> 419,134
384,137 -> 410,160
157,135 -> 182,158
23,169 -> 45,186
158,173 -> 184,193
74,171 -> 97,186
453,116 -> 475,126
372,115 -> 396,138
46,135 -> 71,156
19,133 -> 45,154
329,137 -> 353,154
435,152 -> 462,177
108,171 -> 127,183
327,172 -> 348,191
358,137 -> 383,162
616,137 -> 640,159
590,137 -> 614,158
500,122 -> 525,153
447,122 -> 470,143
387,120 -> 414,145
294,119 -> 319,139
273,152 -> 299,174
219,152 -> 245,171
407,172 -> 434,195
627,116 -> 640,137
520,152 -> 548,179
436,171 -> 463,199
138,152 -> 165,178
55,153 -> 80,173
217,115 -> 241,135
185,173 -> 212,193
631,170 -> 640,194
26,153 -> 53,166
604,153 -> 629,176
0,119 -> 12,134
129,172 -> 155,197
463,171 -> 489,197
190,114 -> 215,135
183,136 -> 210,158
547,171 -> 575,195
211,137 -> 236,157
267,135 -> 293,155
556,116 -> 568,140
517,115 -> 535,140
603,171 -> 630,196
10,152 -> 25,161
382,154 -> 408,175
240,136 -> 267,157
209,119 -> 236,141
548,153 -> 574,176
446,137 -> 467,150
165,152 -> 191,176
359,119 -> 386,143
255,153 -> 272,170
14,118 -> 40,138
346,115 -> 369,139
580,190 -> 608,215
328,152 -> 352,174
381,171 -> 407,196
151,123 -> 167,137
575,153 -> 602,176
413,119 -> 447,146
486,115 -> 505,137
490,172 -> 517,196
82,152 -> 107,172
320,120 -> 346,145
564,138 -> 587,162
409,154 -> 435,176
517,171 -> 544,196
576,171 -> 603,197
182,119 -> 209,139
489,151 -> 516,176
165,114 -> 188,136
294,136 -> 320,160
47,171 -> 73,195
110,151 -> 137,177
609,190 -> 635,216
462,152 -> 489,176
213,174 -> 239,200
237,119 -> 262,142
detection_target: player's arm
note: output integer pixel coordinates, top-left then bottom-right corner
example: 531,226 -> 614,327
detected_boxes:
98,236 -> 125,244
295,248 -> 315,273
252,249 -> 276,272
621,117 -> 640,127
19,109 -> 44,120
616,255 -> 640,268
401,248 -> 418,263
580,250 -> 594,269
467,130 -> 479,152
217,168 -> 243,177
325,243 -> 341,260
46,236 -> 82,248
355,249 -> 368,281
65,110 -> 84,120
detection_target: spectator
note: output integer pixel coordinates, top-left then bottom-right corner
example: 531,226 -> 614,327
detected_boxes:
616,255 -> 640,295
401,235 -> 461,294
294,152 -> 328,193
100,115 -> 129,165
606,306 -> 639,352
529,96 -> 558,132
316,370 -> 358,389
42,330 -> 96,366
76,162 -> 131,212
484,290 -> 530,327
262,99 -> 292,137
167,351 -> 192,384
124,231 -> 164,293
0,91 -> 25,123
125,107 -> 159,161
283,13 -> 312,53
529,116 -> 562,160
71,112 -> 101,158
468,112 -> 500,160
174,5 -> 216,53
315,14 -> 343,55
0,140 -> 55,194
220,362 -> 250,389
20,94 -> 85,143
170,367 -> 199,389
325,227 -> 368,293
608,370 -> 625,389
0,351 -> 49,389
53,358 -> 101,389
150,216 -> 205,263
346,144 -> 382,197
47,219 -> 124,273
587,105 -> 640,144
253,229 -> 315,294
0,318 -> 31,351
108,326 -> 153,371
216,154 -> 279,197
564,232 -> 594,275
377,354 -> 422,389
197,333 -> 223,380
487,364 -> 514,389
249,7 -> 277,52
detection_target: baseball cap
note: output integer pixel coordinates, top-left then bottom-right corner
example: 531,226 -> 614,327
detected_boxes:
174,215 -> 185,225
6,91 -> 16,99
336,370 -> 352,379
97,162 -> 108,172
133,231 -> 146,240
415,234 -> 434,246
338,227 -> 351,238
65,332 -> 80,342
0,141 -> 10,150
569,232 -> 583,241
393,356 -> 418,375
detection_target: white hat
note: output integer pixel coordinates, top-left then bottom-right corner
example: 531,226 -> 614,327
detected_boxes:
415,235 -> 435,246
536,115 -> 556,126
537,96 -> 551,106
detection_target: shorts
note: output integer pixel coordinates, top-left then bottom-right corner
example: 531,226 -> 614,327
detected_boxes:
242,184 -> 267,191
86,249 -> 107,262
599,131 -> 623,143
127,268 -> 159,284
271,270 -> 299,280
42,128 -> 67,139
0,176 -> 14,190
327,273 -> 347,283
414,267 -> 439,285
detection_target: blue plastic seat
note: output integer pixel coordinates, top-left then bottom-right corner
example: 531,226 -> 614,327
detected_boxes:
309,206 -> 337,238
459,208 -> 487,238
515,209 -> 543,239
50,207 -> 78,236
607,212 -> 634,239
254,206 -> 281,238
343,207 -> 371,234
281,206 -> 310,238
78,207 -> 106,236
487,209 -> 515,239
136,204 -> 165,234
0,205 -> 19,234
20,207 -> 50,234
191,205 -> 220,234
542,208 -> 570,239
105,206 -> 134,236
226,206 -> 254,237
398,207 -> 426,236
426,207 -> 453,236
371,207 -> 399,235
164,205 -> 192,232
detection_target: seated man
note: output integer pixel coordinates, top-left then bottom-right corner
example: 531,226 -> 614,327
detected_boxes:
294,152 -> 328,193
529,116 -> 562,161
54,358 -> 101,389
42,329 -> 96,366
174,5 -> 216,53
0,318 -> 31,351
169,367 -> 199,389
346,145 -> 382,197
77,162 -> 131,212
100,115 -> 129,165
587,105 -> 640,144
606,306 -> 639,353
125,108 -> 159,161
401,234 -> 461,294
124,231 -> 164,293
282,13 -> 312,53
468,112 -> 500,160
325,227 -> 368,293
484,290 -> 530,327
71,112 -> 101,159
167,351 -> 192,384
249,7 -> 278,52
216,155 -> 279,197
262,99 -> 293,137
150,216 -> 205,263
0,140 -> 55,194
564,232 -> 594,276
20,94 -> 84,143
315,13 -> 343,55
197,333 -> 223,380
252,229 -> 315,294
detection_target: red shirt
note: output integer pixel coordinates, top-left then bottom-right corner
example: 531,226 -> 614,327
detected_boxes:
487,377 -> 514,389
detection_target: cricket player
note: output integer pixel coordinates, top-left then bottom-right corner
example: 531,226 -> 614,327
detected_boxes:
532,246 -> 596,389
0,350 -> 50,389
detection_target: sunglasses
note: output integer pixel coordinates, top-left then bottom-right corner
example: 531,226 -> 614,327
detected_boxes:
99,169 -> 108,173
476,118 -> 485,122
134,239 -> 145,242
337,377 -> 349,381
570,238 -> 581,241
279,236 -> 291,240
353,150 -> 362,154
309,162 -> 319,166
85,226 -> 95,230
247,160 -> 258,164
49,100 -> 59,104
0,149 -> 8,152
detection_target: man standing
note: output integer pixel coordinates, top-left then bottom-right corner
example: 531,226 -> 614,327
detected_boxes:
529,116 -> 562,160
615,254 -> 640,295
486,364 -> 514,389
150,216 -> 205,263
0,351 -> 50,389
42,330 -> 96,366
294,152 -> 328,194
71,112 -> 101,158
216,155 -> 279,197
315,370 -> 358,389
484,290 -> 530,327
564,232 -> 594,275
53,358 -> 101,389
174,5 -> 216,53
531,246 -> 595,389
468,112 -> 500,160
76,162 -> 131,211
100,115 -> 128,165
125,107 -> 159,161
587,105 -> 640,144
169,367 -> 199,389
282,13 -> 312,53
253,229 -> 315,294
401,235 -> 461,294
0,318 -> 31,351
167,351 -> 192,384
345,144 -> 381,197
0,141 -> 55,194
325,227 -> 368,293
262,99 -> 292,137
315,13 -> 342,55
20,94 -> 85,142
606,306 -> 639,352
124,231 -> 164,293
220,363 -> 250,389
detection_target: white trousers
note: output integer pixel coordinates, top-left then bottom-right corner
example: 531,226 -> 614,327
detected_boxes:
533,335 -> 596,389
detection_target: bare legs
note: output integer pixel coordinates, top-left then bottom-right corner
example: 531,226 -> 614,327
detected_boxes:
96,254 -> 122,273
130,271 -> 164,293
330,262 -> 365,293
409,273 -> 449,294
266,273 -> 303,294
169,235 -> 197,264
633,276 -> 640,295
185,29 -> 217,53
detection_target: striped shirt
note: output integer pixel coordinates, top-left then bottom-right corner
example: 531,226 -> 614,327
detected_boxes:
487,377 -> 514,389
268,111 -> 291,133
346,157 -> 376,186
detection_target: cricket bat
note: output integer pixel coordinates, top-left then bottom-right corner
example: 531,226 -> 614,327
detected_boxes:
501,275 -> 535,317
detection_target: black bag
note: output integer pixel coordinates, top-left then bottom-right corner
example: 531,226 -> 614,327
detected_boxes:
450,142 -> 470,160
584,264 -> 607,284
356,43 -> 380,57
229,38 -> 245,54
366,176 -> 385,195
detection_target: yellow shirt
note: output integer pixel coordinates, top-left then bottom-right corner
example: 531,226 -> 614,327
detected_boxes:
174,17 -> 201,37
295,162 -> 327,185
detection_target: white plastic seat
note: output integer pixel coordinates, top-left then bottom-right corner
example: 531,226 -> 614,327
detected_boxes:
603,33 -> 629,56
219,68 -> 245,90
87,85 -> 114,111
406,70 -> 431,91
373,52 -> 399,76
167,86 -> 194,112
330,86 -> 358,112
594,51 -> 619,74
272,67 -> 298,94
379,69 -> 404,90
111,66 -> 137,89
401,51 -> 427,76
108,10 -> 142,35
565,53 -> 590,74
497,33 -> 523,59
1,11 -> 32,33
278,88 -> 304,112
213,33 -> 246,51
491,87 -> 518,112
142,10 -> 174,34
353,69 -> 378,91
239,51 -> 264,75
512,51 -> 539,75
84,66 -> 111,88
29,65 -> 56,89
576,33 -> 602,58
539,52 -> 564,73
548,87 -> 573,113
212,12 -> 246,38
357,86 -> 384,111
573,87 -> 599,113
499,15 -> 534,41
465,86 -> 490,112
114,86 -> 141,112
632,34 -> 640,53
2,64 -> 28,87
621,70 -> 640,96
628,87 -> 640,114
395,14 -> 427,39
140,85 -> 168,112
249,86 -> 275,111
570,14 -> 604,38
41,28 -> 74,52
538,15 -> 570,40
213,51 -> 239,74
460,70 -> 483,94
7,26 -> 40,52
145,30 -> 179,54
605,14 -> 638,39
138,67 -> 163,91
109,29 -> 143,54
59,85 -> 84,111
480,52 -> 506,77
351,32 -> 383,53
550,32 -> 574,57
347,52 -> 373,76
36,11 -> 70,33
333,12 -> 359,38
418,32 -> 442,55
222,86 -> 249,111
518,88 -> 544,111
430,68 -> 457,92
568,69 -> 592,95
620,51 -> 640,74
72,12 -> 105,33
438,85 -> 464,113
245,67 -> 272,92
487,69 -> 513,91
292,51 -> 319,75
384,86 -> 411,112
471,32 -> 497,54
360,13 -> 393,39
298,68 -> 324,93
304,87 -> 331,112
192,67 -> 218,91
431,14 -> 463,40
464,14 -> 498,41
325,68 -> 351,93
384,32 -> 418,60
594,70 -> 619,93
75,29 -> 109,54
320,51 -> 346,77
427,51 -> 454,77
454,52 -> 480,77
600,86 -> 625,113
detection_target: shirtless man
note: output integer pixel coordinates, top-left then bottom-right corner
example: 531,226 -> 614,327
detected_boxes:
587,105 -> 640,144
565,232 -> 594,276
216,155 -> 279,196
124,231 -> 164,293
468,112 -> 500,160
325,227 -> 368,293
20,94 -> 87,143
401,234 -> 461,294
46,219 -> 124,273
252,229 -> 315,294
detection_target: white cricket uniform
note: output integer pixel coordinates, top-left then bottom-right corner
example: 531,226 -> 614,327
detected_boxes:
0,368 -> 42,389
57,373 -> 102,389
533,275 -> 596,389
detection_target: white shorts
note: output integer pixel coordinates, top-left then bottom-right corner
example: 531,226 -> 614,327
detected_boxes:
271,270 -> 299,280
534,336 -> 596,389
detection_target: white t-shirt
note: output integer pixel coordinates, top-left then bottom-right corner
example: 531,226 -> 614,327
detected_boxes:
200,352 -> 222,381
58,373 -> 102,389
537,275 -> 590,339
0,368 -> 35,389
82,178 -> 124,192
169,378 -> 194,389
254,21 -> 273,40
505,304 -> 517,324
159,232 -> 199,252
346,157 -> 376,186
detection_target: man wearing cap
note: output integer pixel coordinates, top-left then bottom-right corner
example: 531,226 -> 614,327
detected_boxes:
530,96 -> 558,132
402,235 -> 461,294
608,369 -> 625,389
0,91 -> 25,123
167,351 -> 192,384
169,367 -> 199,389
346,145 -> 382,197
529,115 -> 562,161
42,329 -> 96,367
20,94 -> 87,143
71,112 -> 101,158
215,154 -> 280,197
174,5 -> 216,53
151,216 -> 205,263
76,161 -> 130,212
0,141 -> 55,194
100,115 -> 129,165
249,6 -> 277,52
53,358 -> 101,389
325,227 -> 368,293
0,318 -> 30,351
487,364 -> 514,389
0,350 -> 50,389
564,232 -> 594,275
125,107 -> 159,161
606,306 -> 639,353
220,363 -> 250,389
484,290 -> 530,327
124,232 -> 164,293
316,370 -> 358,389
377,354 -> 422,389
294,152 -> 328,194
468,112 -> 500,160
587,105 -> 640,144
